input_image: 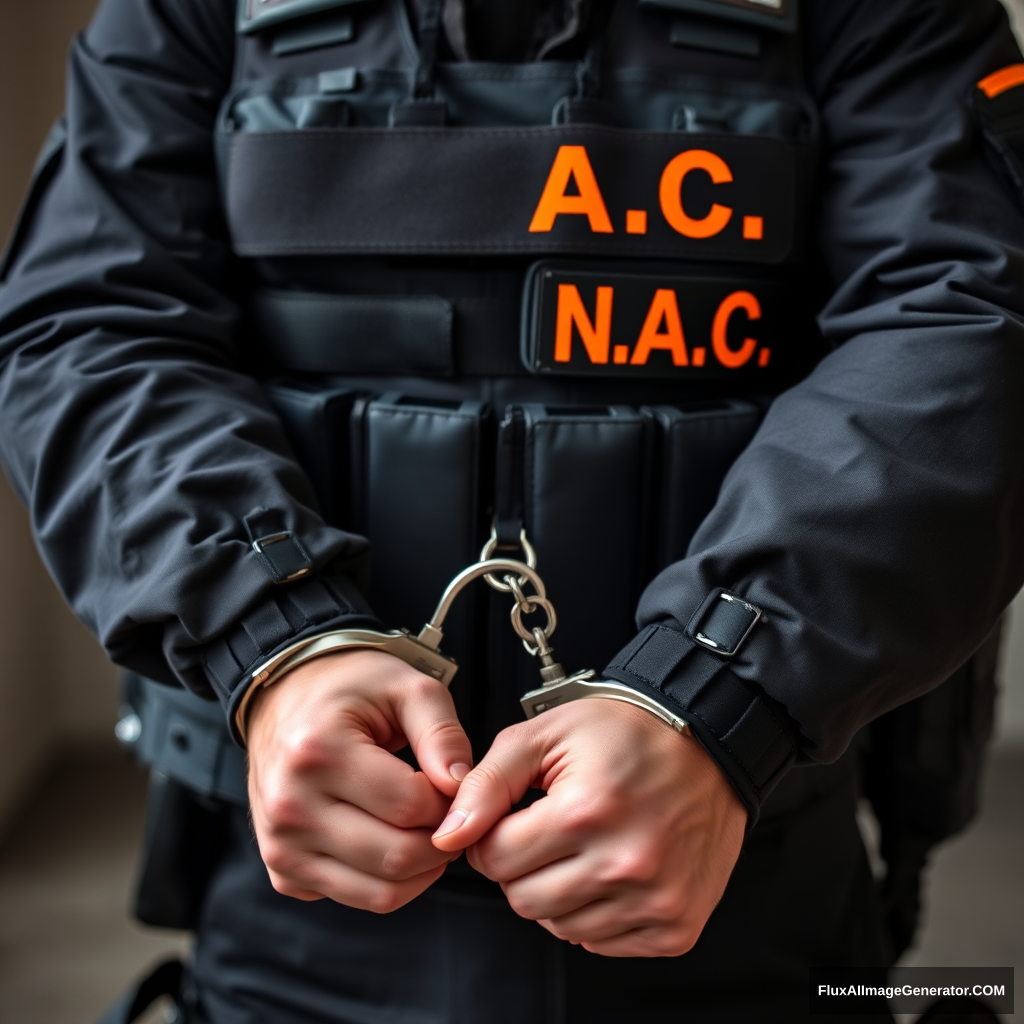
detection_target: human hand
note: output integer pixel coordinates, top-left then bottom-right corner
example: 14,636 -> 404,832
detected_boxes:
431,699 -> 746,957
246,648 -> 473,912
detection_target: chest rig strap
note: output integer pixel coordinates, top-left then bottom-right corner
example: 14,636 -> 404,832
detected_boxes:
390,0 -> 447,125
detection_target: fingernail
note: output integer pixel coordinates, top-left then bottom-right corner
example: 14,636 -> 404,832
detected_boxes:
433,809 -> 467,840
449,762 -> 471,782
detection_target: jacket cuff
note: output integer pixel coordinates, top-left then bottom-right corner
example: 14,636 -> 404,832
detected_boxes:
603,624 -> 796,827
201,563 -> 380,745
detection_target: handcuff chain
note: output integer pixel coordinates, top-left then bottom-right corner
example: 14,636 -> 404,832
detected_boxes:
480,527 -> 537,592
508,581 -> 557,652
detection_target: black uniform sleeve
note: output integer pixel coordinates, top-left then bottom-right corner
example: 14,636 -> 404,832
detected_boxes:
605,0 -> 1024,819
0,0 -> 380,736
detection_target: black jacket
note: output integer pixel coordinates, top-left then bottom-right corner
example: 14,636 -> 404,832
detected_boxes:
1,0 -> 1023,818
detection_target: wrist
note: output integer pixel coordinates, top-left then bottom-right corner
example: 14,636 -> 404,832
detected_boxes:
236,626 -> 458,745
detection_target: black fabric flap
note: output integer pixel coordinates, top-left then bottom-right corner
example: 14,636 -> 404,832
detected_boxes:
225,125 -> 804,263
252,290 -> 454,376
237,0 -> 368,35
639,0 -> 798,35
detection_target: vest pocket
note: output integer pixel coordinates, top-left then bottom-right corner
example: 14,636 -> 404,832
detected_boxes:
252,290 -> 455,376
353,393 -> 490,636
263,378 -> 361,528
517,403 -> 654,677
647,399 -> 763,570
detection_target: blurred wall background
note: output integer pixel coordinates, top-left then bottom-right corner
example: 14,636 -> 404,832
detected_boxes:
1,0 -> 1024,840
0,0 -> 117,835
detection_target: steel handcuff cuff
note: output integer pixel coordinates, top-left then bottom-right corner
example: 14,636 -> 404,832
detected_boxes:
236,530 -> 689,744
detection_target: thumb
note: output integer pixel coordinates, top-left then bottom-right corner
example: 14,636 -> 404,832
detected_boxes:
394,679 -> 474,799
431,721 -> 545,853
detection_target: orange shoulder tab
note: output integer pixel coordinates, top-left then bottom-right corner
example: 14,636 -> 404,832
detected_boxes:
978,64 -> 1024,99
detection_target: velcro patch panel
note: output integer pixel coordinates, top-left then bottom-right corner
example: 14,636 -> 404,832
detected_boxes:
226,125 -> 805,263
522,261 -> 790,378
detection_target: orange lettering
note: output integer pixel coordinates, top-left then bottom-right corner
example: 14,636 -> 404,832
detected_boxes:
626,209 -> 648,234
555,284 -> 614,363
529,146 -> 614,234
712,291 -> 760,369
631,289 -> 689,367
978,64 -> 1024,99
659,150 -> 734,239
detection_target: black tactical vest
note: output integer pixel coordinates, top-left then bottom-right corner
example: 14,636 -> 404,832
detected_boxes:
120,3 -> 998,941
216,0 -> 823,746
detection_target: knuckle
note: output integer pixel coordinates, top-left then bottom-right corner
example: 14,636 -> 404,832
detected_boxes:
280,726 -> 331,772
379,837 -> 422,881
465,760 -> 511,802
644,887 -> 687,924
260,841 -> 302,878
653,926 -> 698,957
419,716 -> 469,757
562,790 -> 617,835
606,844 -> 660,885
385,791 -> 425,829
493,723 -> 519,747
260,789 -> 309,833
467,843 -> 500,881
365,883 -> 406,916
546,920 -> 580,943
465,844 -> 489,877
267,869 -> 307,900
406,673 -> 441,702
504,889 -> 540,921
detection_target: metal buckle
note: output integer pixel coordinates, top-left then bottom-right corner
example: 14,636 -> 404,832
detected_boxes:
252,531 -> 293,554
692,591 -> 762,657
251,530 -> 311,582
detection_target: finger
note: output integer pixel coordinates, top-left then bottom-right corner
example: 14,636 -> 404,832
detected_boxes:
291,800 -> 458,881
468,788 -> 588,881
432,721 -> 546,852
266,849 -> 449,914
497,854 -> 609,921
537,891 -> 666,945
580,924 -> 699,959
322,736 -> 453,829
393,677 -> 474,798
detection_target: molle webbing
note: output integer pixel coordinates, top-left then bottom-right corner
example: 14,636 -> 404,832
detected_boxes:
225,125 -> 803,261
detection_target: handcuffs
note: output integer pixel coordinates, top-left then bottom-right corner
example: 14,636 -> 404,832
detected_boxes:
236,530 -> 688,744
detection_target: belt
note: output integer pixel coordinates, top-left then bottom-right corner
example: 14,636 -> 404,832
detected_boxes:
122,674 -> 248,806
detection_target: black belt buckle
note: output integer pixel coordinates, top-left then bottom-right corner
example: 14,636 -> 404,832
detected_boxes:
521,259 -> 789,379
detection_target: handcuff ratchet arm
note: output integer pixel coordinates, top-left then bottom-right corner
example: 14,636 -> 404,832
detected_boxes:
417,557 -> 545,650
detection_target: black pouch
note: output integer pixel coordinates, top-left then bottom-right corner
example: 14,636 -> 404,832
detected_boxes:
263,378 -> 360,527
517,403 -> 653,676
133,771 -> 229,931
863,622 -> 1001,965
119,674 -> 242,930
353,390 -> 489,635
647,399 -> 763,568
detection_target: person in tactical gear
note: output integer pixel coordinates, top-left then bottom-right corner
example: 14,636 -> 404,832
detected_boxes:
1,0 -> 1022,1021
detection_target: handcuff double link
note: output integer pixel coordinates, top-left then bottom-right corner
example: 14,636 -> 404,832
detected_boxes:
239,530 -> 688,743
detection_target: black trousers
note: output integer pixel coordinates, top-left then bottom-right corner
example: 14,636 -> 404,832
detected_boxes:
190,772 -> 893,1024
